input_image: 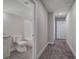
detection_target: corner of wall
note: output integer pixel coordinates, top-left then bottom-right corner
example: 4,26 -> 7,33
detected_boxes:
66,40 -> 76,57
37,43 -> 48,59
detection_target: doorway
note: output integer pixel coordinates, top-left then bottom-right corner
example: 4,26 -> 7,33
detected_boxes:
55,16 -> 66,40
3,0 -> 37,59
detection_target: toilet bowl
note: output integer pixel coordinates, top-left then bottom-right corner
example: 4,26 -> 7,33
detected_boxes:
13,34 -> 27,52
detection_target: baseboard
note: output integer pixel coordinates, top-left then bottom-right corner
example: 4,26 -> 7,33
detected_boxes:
37,42 -> 55,59
48,42 -> 54,45
37,43 -> 48,59
66,40 -> 76,57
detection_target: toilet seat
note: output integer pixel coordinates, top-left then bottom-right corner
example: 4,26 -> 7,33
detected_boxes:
17,41 -> 27,45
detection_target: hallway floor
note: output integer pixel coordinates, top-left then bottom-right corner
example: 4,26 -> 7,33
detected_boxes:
39,40 -> 75,59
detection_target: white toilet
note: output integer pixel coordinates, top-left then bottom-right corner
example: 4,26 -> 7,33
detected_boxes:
13,34 -> 27,52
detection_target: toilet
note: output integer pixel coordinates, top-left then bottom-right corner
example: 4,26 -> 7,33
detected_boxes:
13,34 -> 27,52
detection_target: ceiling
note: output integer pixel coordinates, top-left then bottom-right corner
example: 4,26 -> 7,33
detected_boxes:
41,0 -> 75,13
3,0 -> 34,20
4,0 -> 75,17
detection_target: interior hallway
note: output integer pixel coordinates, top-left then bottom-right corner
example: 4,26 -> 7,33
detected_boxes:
3,0 -> 76,59
39,40 -> 75,59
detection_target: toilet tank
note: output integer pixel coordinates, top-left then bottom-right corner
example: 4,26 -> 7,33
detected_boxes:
13,34 -> 23,42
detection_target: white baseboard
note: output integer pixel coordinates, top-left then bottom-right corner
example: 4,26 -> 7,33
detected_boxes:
37,42 -> 55,59
66,40 -> 76,57
37,43 -> 48,59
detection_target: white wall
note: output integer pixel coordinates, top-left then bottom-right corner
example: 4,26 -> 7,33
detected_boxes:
48,13 -> 54,42
3,12 -> 24,36
48,13 -> 56,42
36,0 -> 48,58
66,3 -> 76,56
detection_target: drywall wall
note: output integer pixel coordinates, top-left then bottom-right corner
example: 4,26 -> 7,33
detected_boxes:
3,12 -> 24,36
36,0 -> 48,58
66,3 -> 76,56
48,13 -> 54,42
48,13 -> 56,43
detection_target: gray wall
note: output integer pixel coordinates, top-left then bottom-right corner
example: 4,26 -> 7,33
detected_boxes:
66,3 -> 76,56
36,0 -> 48,58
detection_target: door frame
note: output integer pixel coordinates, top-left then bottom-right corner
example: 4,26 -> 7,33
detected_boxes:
3,0 -> 38,59
55,16 -> 66,40
31,0 -> 38,59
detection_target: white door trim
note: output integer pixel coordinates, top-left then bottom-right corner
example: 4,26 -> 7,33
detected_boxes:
32,0 -> 38,59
